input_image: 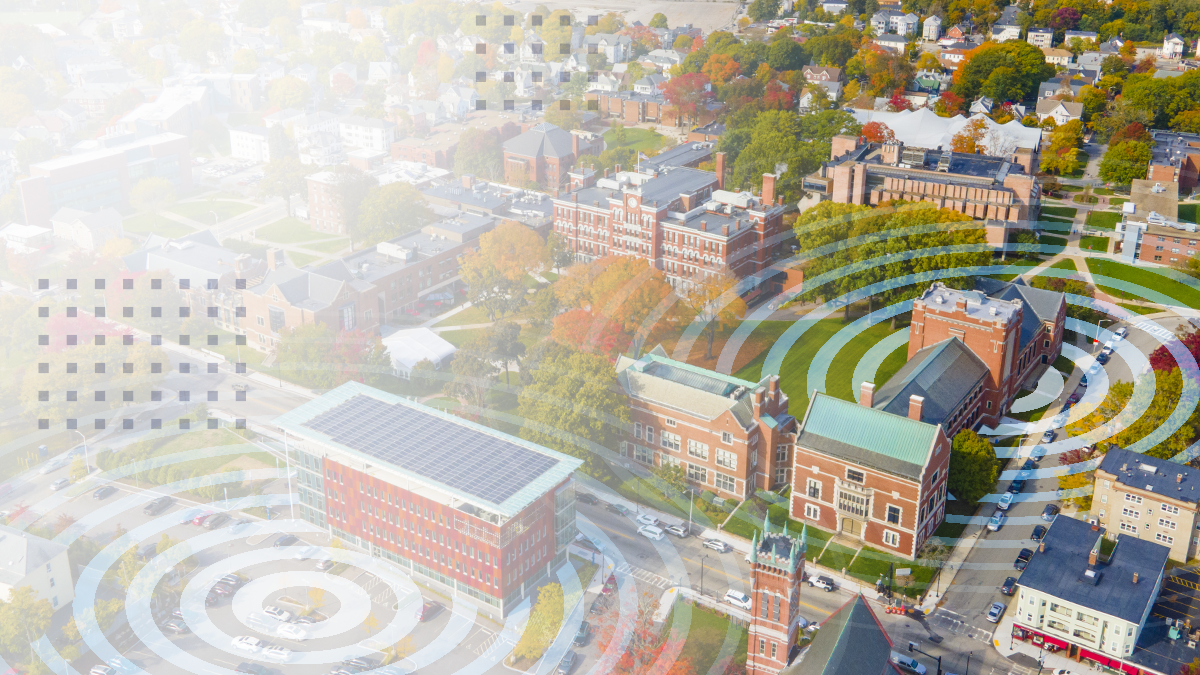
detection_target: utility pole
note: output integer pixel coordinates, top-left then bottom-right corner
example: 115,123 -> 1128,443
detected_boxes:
908,641 -> 942,675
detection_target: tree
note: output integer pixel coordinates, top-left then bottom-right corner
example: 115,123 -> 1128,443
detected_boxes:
663,72 -> 713,126
649,12 -> 669,28
1149,328 -> 1200,373
454,128 -> 503,179
672,35 -> 694,51
934,91 -> 964,117
324,166 -> 377,247
129,177 -> 177,213
952,41 -> 1054,104
950,117 -> 987,153
268,76 -> 313,109
1098,141 -> 1152,185
260,156 -> 312,216
701,53 -> 741,86
862,121 -> 896,144
851,49 -> 914,97
232,48 -> 258,74
1067,369 -> 1200,460
462,261 -> 527,322
767,39 -> 807,72
948,430 -> 998,503
677,271 -> 746,359
0,586 -> 55,667
482,321 -> 525,385
331,72 -> 357,98
652,462 -> 688,493
512,583 -> 563,661
748,0 -> 782,22
356,183 -> 434,248
275,323 -> 392,389
443,337 -> 499,410
178,20 -> 224,65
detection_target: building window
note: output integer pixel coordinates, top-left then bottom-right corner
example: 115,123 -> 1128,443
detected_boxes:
775,444 -> 788,462
775,467 -> 787,484
846,469 -> 865,483
807,479 -> 821,499
1122,507 -> 1140,519
646,426 -> 654,444
721,431 -> 733,444
1120,521 -> 1138,534
1160,518 -> 1177,530
660,432 -> 681,451
887,505 -> 901,525
1125,494 -> 1143,504
804,503 -> 820,520
687,463 -> 707,484
687,440 -> 709,461
665,418 -> 677,427
633,445 -> 653,465
715,472 -> 736,492
1163,504 -> 1180,515
837,491 -> 869,517
1157,532 -> 1175,545
716,449 -> 737,470
882,530 -> 900,547
634,422 -> 642,438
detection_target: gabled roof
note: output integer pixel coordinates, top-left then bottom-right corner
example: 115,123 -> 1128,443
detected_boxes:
784,594 -> 897,675
797,393 -> 940,481
974,277 -> 1065,349
615,346 -> 763,427
873,337 -> 988,426
0,525 -> 68,587
1035,99 -> 1083,117
503,122 -> 576,159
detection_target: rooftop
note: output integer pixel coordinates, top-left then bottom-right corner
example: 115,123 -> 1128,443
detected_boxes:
917,282 -> 1021,322
1098,447 -> 1200,505
0,525 -> 69,587
848,107 -> 1041,154
274,382 -> 582,518
797,393 -> 940,481
638,141 -> 714,172
503,122 -> 576,159
784,594 -> 896,675
1129,565 -> 1200,674
30,132 -> 186,172
1149,130 -> 1200,169
873,337 -> 989,427
615,346 -> 765,427
974,277 -> 1065,349
1016,516 -> 1168,624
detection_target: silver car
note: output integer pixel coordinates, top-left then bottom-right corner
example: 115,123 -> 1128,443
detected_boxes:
986,602 -> 1006,623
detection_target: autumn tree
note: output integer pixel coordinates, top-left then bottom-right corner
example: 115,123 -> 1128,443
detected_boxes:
1098,140 -> 1152,185
950,117 -> 987,153
862,121 -> 896,144
663,72 -> 713,127
512,583 -> 564,661
952,41 -> 1054,104
677,270 -> 746,359
356,182 -> 434,248
1066,369 -> 1200,460
268,76 -> 313,109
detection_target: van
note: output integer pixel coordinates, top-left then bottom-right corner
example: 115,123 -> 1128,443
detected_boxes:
637,525 -> 664,541
890,652 -> 927,675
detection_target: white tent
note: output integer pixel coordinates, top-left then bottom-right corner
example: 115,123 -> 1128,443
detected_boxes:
850,107 -> 1043,156
381,328 -> 457,378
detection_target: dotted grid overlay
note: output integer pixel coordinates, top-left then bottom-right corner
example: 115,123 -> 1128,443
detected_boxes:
34,275 -> 248,432
472,11 -> 601,113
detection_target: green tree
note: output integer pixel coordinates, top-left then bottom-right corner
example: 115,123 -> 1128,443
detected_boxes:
948,430 -> 998,504
129,177 -> 177,213
528,286 -> 560,329
232,48 -> 258,73
267,125 -> 295,160
0,586 -> 54,668
1066,369 -> 1200,460
652,462 -> 688,492
952,41 -> 1055,104
1098,140 -> 1152,185
268,76 -> 313,109
356,182 -> 434,248
482,320 -> 526,385
453,128 -> 504,179
260,156 -> 312,216
649,12 -> 669,28
767,38 -> 807,72
443,338 -> 499,410
178,20 -> 224,65
512,583 -> 564,661
747,0 -> 782,22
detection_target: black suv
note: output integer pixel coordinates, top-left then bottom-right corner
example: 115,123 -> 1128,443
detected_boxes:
143,496 -> 174,516
1014,548 -> 1034,570
1000,577 -> 1017,595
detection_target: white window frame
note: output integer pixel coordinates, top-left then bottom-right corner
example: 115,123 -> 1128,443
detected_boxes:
882,530 -> 900,547
716,448 -> 737,470
1162,503 -> 1180,515
804,503 -> 820,520
660,432 -> 681,451
1122,507 -> 1140,519
715,472 -> 736,493
886,504 -> 902,525
1156,532 -> 1175,545
646,426 -> 654,445
721,431 -> 733,444
806,479 -> 821,500
687,439 -> 710,461
664,418 -> 677,427
1120,521 -> 1138,534
1159,517 -> 1177,530
1125,493 -> 1143,505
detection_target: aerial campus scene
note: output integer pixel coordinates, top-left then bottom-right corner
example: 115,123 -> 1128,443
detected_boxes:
4,0 -> 1200,675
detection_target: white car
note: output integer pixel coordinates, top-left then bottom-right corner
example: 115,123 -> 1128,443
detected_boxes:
1113,327 -> 1128,341
637,525 -> 664,541
703,539 -> 732,553
997,492 -> 1015,510
293,546 -> 320,561
231,636 -> 263,653
263,606 -> 293,622
723,589 -> 753,610
987,509 -> 1006,532
263,645 -> 291,661
246,612 -> 273,629
635,514 -> 659,526
39,459 -> 66,475
276,623 -> 308,641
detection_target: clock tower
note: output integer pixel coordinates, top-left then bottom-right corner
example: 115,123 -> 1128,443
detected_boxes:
746,518 -> 807,675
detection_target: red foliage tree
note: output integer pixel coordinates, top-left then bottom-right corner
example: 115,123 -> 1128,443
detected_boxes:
1050,7 -> 1081,30
887,90 -> 912,112
663,72 -> 713,126
862,121 -> 896,143
331,72 -> 356,97
551,309 -> 630,359
1150,329 -> 1200,373
761,80 -> 795,110
45,312 -> 118,353
1110,122 -> 1151,145
935,91 -> 964,116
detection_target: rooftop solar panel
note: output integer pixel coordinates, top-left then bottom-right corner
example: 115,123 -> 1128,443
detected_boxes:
301,395 -> 558,506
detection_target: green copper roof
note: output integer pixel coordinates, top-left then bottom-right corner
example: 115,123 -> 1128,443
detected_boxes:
800,394 -> 939,470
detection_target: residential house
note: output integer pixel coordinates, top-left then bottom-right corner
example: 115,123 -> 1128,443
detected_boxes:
821,1 -> 848,13
1039,75 -> 1088,98
969,96 -> 995,114
367,62 -> 395,85
1042,47 -> 1073,66
802,65 -> 842,84
0,223 -> 52,253
642,48 -> 685,71
583,33 -> 633,64
62,89 -> 112,117
1026,27 -> 1053,48
615,346 -> 796,499
1035,99 -> 1083,126
437,85 -> 478,119
1063,30 -> 1099,44
1098,36 -> 1126,55
48,207 -> 123,252
230,126 -> 271,163
873,34 -> 909,54
1162,33 -> 1186,59
0,525 -> 75,609
633,74 -> 667,94
337,115 -> 396,153
869,9 -> 919,35
298,131 -> 344,167
688,121 -> 725,143
520,31 -> 546,62
289,64 -> 320,87
913,69 -> 952,92
922,15 -> 941,41
945,22 -> 971,41
1092,447 -> 1200,562
329,61 -> 358,88
991,5 -> 1022,42
588,71 -> 623,92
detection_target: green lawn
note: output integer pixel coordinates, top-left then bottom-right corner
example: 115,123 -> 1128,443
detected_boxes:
848,546 -> 937,598
256,217 -> 335,244
668,604 -> 747,673
1086,259 -> 1200,308
542,271 -> 559,282
826,320 -> 910,402
1181,204 -> 1199,224
1079,235 -> 1109,252
1007,401 -> 1049,423
1040,206 -> 1077,219
170,200 -> 254,223
603,127 -> 665,153
435,305 -> 496,328
286,251 -> 321,268
817,541 -> 857,572
732,319 -> 849,417
123,213 -> 195,237
1040,217 -> 1072,225
990,263 -> 1039,282
301,238 -> 350,254
1118,302 -> 1160,315
1086,211 -> 1121,230
1073,194 -> 1099,204
1040,235 -> 1067,252
1050,258 -> 1077,271
1053,354 -> 1074,373
1110,198 -> 1129,206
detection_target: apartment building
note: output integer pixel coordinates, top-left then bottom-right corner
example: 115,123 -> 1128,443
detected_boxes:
1012,516 -> 1167,668
586,91 -> 689,128
789,393 -> 950,560
1147,130 -> 1200,191
307,171 -> 350,235
800,135 -> 1041,223
275,381 -> 583,617
550,157 -> 785,294
746,528 -> 806,675
615,347 -> 796,499
19,132 -> 191,227
338,115 -> 397,153
991,5 -> 1022,41
241,213 -> 494,349
1117,180 -> 1198,265
1026,27 -> 1054,47
1092,448 -> 1200,562
230,126 -> 271,163
0,525 -> 75,609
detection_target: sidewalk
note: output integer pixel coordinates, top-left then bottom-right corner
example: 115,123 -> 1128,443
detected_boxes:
993,616 -> 1107,673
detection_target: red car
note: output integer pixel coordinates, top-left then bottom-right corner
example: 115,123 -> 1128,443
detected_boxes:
192,512 -> 213,526
416,600 -> 443,622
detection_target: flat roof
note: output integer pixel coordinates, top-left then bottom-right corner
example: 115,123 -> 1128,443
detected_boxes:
32,132 -> 186,172
274,382 -> 583,518
1098,448 -> 1200,505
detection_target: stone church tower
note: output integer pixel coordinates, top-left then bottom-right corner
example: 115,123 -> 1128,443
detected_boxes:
746,518 -> 807,675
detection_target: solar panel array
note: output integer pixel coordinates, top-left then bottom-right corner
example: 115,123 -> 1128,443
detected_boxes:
302,395 -> 558,506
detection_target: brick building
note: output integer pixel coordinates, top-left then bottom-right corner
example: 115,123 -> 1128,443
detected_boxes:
615,346 -> 796,499
1120,180 -> 1196,265
241,213 -> 494,349
586,91 -> 686,128
1092,448 -> 1200,562
550,157 -> 785,294
746,527 -> 806,675
790,394 -> 951,559
275,381 -> 584,617
501,122 -> 598,191
306,171 -> 349,235
1147,130 -> 1200,192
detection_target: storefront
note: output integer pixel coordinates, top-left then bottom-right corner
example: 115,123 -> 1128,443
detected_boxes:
1011,625 -> 1160,675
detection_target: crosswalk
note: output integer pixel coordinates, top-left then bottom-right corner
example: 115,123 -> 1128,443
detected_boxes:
928,609 -> 995,644
614,562 -> 673,589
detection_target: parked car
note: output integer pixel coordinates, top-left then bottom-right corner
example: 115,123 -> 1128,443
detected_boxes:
1031,525 -> 1047,541
416,600 -> 443,622
1096,352 -> 1110,365
665,525 -> 689,538
273,534 -> 299,547
164,619 -> 190,634
1101,345 -> 1114,357
1067,392 -> 1082,405
316,556 -> 336,571
50,478 -> 70,491
176,508 -> 202,525
229,519 -> 252,534
987,509 -> 1006,532
1007,479 -> 1025,494
232,382 -> 249,392
605,503 -> 631,516
234,664 -> 267,675
635,514 -> 659,527
1041,430 -> 1057,443
986,602 -> 1007,623
1014,548 -> 1034,570
342,658 -> 377,670
573,621 -> 590,647
997,492 -> 1015,510
1042,504 -> 1060,522
1030,446 -> 1047,462
576,493 -> 598,505
203,514 -> 230,529
93,485 -> 117,500
276,623 -> 308,641
704,539 -> 732,553
556,651 -> 577,675
191,512 -> 213,526
218,574 -> 246,588
231,636 -> 263,653
1000,577 -> 1017,596
263,646 -> 291,662
637,525 -> 664,541
890,652 -> 928,675
1114,327 -> 1129,341
810,575 -> 836,592
39,458 -> 67,474
723,589 -> 753,610
90,666 -> 115,675
211,582 -> 235,597
263,606 -> 293,622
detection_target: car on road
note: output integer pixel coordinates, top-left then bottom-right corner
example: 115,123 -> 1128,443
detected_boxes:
997,492 -> 1015,510
573,621 -> 590,646
1101,345 -> 1114,357
276,623 -> 308,641
176,508 -> 202,525
1030,446 -> 1047,462
556,651 -> 577,675
810,575 -> 836,592
191,512 -> 213,526
635,514 -> 659,527
638,525 -> 664,540
723,589 -> 753,610
219,573 -> 246,588
986,602 -> 1007,623
293,615 -> 317,625
1041,429 -> 1057,443
316,556 -> 335,571
211,582 -> 235,596
263,646 -> 291,662
342,657 -> 377,670
1114,327 -> 1129,341
206,590 -> 220,606
1042,504 -> 1060,522
416,600 -> 443,622
273,534 -> 299,547
232,383 -> 249,392
665,525 -> 689,538
93,485 -> 117,500
164,619 -> 190,634
1067,392 -> 1082,405
704,539 -> 732,553
203,514 -> 230,529
1015,548 -> 1034,570
263,606 -> 293,622
1096,351 -> 1111,365
50,477 -> 70,491
890,652 -> 928,674
232,636 -> 263,653
1000,577 -> 1017,595
1007,479 -> 1025,494
293,546 -> 320,561
987,509 -> 1006,532
234,664 -> 267,675
605,503 -> 631,516
39,458 -> 67,474
1031,525 -> 1047,541
1019,459 -> 1036,474
230,518 -> 252,533
576,493 -> 598,505
143,496 -> 174,515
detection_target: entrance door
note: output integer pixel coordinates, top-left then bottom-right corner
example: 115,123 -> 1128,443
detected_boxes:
841,518 -> 862,536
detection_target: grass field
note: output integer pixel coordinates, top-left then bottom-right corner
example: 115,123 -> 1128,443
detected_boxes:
1040,206 -> 1078,219
256,217 -> 334,244
1040,235 -> 1067,252
603,127 -> 665,153
1086,259 -> 1200,308
1073,194 -> 1099,204
1110,197 -> 1129,206
1182,204 -> 1199,224
286,251 -> 321,268
123,213 -> 195,237
302,238 -> 351,254
733,318 -> 858,417
1050,258 -> 1077,271
668,605 -> 748,673
434,305 -> 495,327
825,322 -> 910,401
817,541 -> 858,572
1079,235 -> 1109,252
170,200 -> 254,222
1118,302 -> 1160,315
1086,211 -> 1121,230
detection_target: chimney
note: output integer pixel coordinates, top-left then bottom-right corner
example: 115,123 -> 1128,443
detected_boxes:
860,382 -> 875,407
266,247 -> 280,271
1178,473 -> 1184,483
881,142 -> 901,165
572,132 -> 579,157
604,168 -> 610,178
1133,572 -> 1139,584
699,220 -> 707,231
461,174 -> 474,188
908,395 -> 924,421
721,224 -> 729,235
754,387 -> 764,408
615,164 -> 621,173
769,376 -> 779,395
1088,547 -> 1098,566
715,152 -> 726,190
762,173 -> 776,206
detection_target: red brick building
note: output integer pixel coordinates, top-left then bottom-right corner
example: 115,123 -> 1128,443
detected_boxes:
790,393 -> 951,560
501,122 -> 598,191
586,91 -> 684,127
1147,130 -> 1200,192
616,346 -> 796,499
277,382 -> 584,617
746,527 -> 806,675
550,155 -> 786,294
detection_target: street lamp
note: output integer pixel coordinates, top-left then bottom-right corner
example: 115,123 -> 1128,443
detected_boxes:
72,429 -> 90,474
1095,318 -> 1117,351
